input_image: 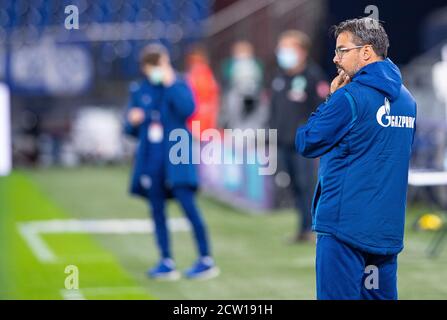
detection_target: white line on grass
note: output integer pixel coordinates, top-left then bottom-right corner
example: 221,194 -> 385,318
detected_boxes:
18,218 -> 191,263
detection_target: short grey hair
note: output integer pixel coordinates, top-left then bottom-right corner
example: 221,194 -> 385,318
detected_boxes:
332,18 -> 389,58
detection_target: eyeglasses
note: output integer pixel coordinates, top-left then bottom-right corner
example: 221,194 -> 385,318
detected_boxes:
334,45 -> 365,58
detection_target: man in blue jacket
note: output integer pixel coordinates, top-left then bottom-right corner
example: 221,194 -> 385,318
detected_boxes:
124,43 -> 219,280
295,18 -> 416,299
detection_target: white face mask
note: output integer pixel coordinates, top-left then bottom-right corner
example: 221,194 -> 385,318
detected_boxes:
276,47 -> 300,70
148,67 -> 164,85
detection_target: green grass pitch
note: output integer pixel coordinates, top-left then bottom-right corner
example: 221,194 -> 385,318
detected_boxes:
1,166 -> 447,299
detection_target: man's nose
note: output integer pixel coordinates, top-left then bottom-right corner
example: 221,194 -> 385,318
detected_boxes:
333,54 -> 340,64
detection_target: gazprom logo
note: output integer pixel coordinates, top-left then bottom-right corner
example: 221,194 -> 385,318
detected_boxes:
376,97 -> 415,129
376,97 -> 391,127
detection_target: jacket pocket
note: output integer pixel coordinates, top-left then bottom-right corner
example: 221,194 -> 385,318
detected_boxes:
311,177 -> 323,218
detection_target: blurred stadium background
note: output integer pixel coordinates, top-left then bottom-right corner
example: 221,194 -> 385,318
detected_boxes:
1,0 -> 447,299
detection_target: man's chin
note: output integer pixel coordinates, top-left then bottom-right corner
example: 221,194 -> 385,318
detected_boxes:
337,67 -> 355,78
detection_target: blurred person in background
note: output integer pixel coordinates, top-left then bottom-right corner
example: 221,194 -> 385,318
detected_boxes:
13,109 -> 41,166
219,40 -> 268,130
296,18 -> 416,300
184,45 -> 220,137
269,30 -> 329,243
432,44 -> 447,120
123,43 -> 219,280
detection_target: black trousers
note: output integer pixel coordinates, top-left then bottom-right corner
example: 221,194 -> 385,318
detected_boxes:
277,146 -> 317,234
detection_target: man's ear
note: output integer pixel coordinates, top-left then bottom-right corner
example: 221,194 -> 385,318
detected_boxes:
362,45 -> 374,61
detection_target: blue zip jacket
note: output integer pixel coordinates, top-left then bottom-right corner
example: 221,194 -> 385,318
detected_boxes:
295,58 -> 417,255
124,76 -> 198,198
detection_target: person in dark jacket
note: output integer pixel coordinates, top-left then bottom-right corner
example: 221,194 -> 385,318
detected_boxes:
124,44 -> 219,280
296,18 -> 416,299
269,30 -> 330,243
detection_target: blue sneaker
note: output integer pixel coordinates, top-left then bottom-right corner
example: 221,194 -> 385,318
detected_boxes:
184,256 -> 220,280
147,258 -> 180,281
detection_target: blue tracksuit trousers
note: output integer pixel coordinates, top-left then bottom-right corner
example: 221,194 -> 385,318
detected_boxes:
316,233 -> 398,300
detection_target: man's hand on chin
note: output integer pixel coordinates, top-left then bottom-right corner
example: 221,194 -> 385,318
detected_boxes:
330,70 -> 351,94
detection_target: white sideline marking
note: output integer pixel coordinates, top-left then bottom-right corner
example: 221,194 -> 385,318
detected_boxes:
18,218 -> 190,263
